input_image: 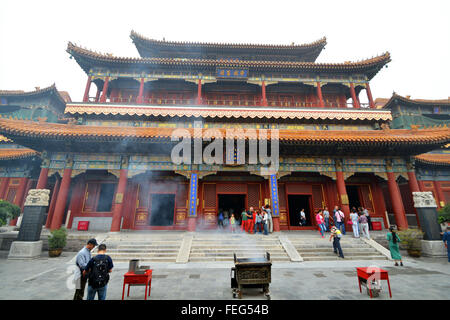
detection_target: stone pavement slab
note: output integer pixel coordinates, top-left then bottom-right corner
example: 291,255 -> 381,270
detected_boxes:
0,250 -> 449,300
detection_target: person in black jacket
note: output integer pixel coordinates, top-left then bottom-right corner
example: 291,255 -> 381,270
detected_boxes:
83,244 -> 114,300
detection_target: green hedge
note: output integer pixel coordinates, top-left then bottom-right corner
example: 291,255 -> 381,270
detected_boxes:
0,200 -> 21,226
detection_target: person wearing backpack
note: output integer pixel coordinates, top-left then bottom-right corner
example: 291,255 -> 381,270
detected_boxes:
83,244 -> 114,300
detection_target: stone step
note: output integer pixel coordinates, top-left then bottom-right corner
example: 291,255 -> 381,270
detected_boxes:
108,249 -> 180,253
299,251 -> 385,257
188,256 -> 291,262
302,255 -> 388,261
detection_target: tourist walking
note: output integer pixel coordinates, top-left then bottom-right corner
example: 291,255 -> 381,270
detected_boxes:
323,207 -> 330,232
349,208 -> 360,238
83,244 -> 114,300
316,210 -> 326,238
334,206 -> 346,235
230,214 -> 237,233
359,212 -> 370,239
299,209 -> 306,226
442,227 -> 450,263
73,238 -> 98,300
362,207 -> 373,230
387,226 -> 403,266
329,226 -> 344,258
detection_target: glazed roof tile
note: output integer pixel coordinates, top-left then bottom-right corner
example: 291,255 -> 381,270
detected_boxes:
64,103 -> 393,122
415,153 -> 450,166
382,93 -> 450,109
0,148 -> 38,161
0,118 -> 448,146
67,42 -> 390,78
130,30 -> 327,50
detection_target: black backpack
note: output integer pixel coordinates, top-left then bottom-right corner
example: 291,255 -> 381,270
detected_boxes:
89,255 -> 110,289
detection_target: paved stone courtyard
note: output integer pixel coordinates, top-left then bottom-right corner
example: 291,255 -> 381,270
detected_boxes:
0,249 -> 449,300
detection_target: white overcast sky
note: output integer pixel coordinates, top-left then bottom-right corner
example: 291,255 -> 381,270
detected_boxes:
1,0 -> 449,102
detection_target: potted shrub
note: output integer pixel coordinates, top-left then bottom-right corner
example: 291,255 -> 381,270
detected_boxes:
398,228 -> 424,257
48,227 -> 67,257
438,204 -> 450,233
0,200 -> 21,226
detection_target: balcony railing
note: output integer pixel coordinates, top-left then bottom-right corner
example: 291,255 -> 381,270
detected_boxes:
88,97 -> 372,109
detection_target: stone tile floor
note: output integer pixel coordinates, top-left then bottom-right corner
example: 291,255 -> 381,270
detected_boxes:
0,250 -> 449,300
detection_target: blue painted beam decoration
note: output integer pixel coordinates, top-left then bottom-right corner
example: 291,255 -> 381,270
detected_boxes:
270,174 -> 279,217
188,173 -> 198,217
216,69 -> 248,79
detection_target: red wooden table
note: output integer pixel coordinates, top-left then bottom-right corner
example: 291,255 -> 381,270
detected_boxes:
122,269 -> 152,300
356,267 -> 392,298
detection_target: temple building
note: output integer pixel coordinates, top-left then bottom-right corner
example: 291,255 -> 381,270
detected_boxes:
381,94 -> 450,212
0,85 -> 71,225
0,31 -> 448,232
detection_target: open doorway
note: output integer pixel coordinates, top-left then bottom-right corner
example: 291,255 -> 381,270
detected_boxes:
346,185 -> 361,211
218,194 -> 246,224
287,195 -> 312,226
148,194 -> 175,226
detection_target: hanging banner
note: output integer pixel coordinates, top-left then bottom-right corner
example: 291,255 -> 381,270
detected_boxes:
270,174 -> 279,217
188,173 -> 198,217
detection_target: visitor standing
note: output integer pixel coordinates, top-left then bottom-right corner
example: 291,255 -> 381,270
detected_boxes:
83,244 -> 114,300
387,226 -> 403,266
254,210 -> 262,234
241,208 -> 248,232
359,212 -> 370,239
230,214 -> 237,233
442,227 -> 450,263
329,226 -> 344,258
316,210 -> 326,238
299,209 -> 306,226
262,205 -> 273,233
262,210 -> 269,235
323,207 -> 330,232
334,206 -> 346,235
247,207 -> 255,233
218,210 -> 224,229
349,208 -> 360,238
73,238 -> 98,300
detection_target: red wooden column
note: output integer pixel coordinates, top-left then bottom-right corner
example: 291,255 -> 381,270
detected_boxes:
110,169 -> 128,232
386,170 -> 408,230
261,81 -> 268,106
100,77 -> 110,103
316,82 -> 325,107
366,82 -> 375,109
433,181 -> 446,208
45,178 -> 61,229
95,87 -> 101,102
50,168 -> 72,230
137,78 -> 145,104
197,79 -> 202,105
406,162 -> 420,192
9,178 -> 28,226
349,83 -> 360,108
83,75 -> 92,102
36,167 -> 49,189
0,178 -> 9,199
335,171 -> 350,216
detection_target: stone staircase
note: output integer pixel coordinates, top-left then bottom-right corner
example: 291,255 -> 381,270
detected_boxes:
189,232 -> 290,262
93,232 -> 183,263
287,233 -> 388,261
90,231 -> 388,263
